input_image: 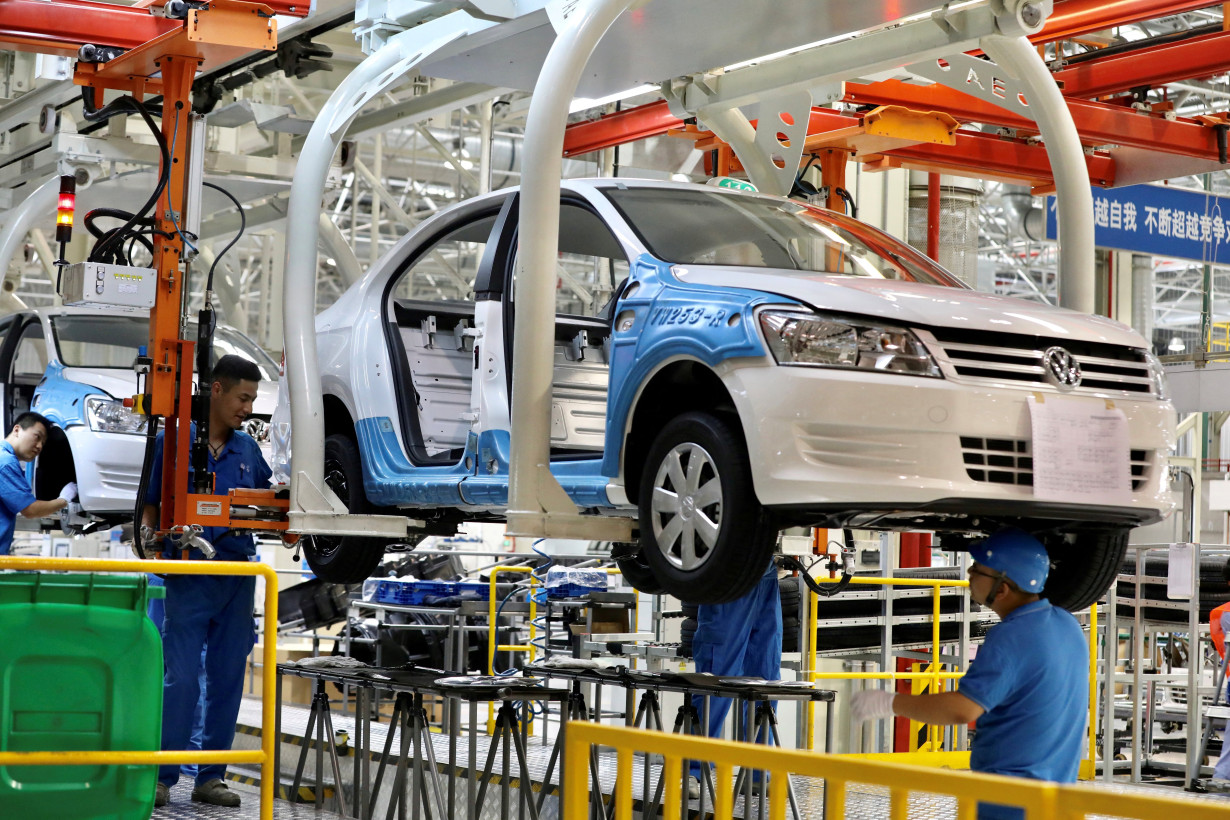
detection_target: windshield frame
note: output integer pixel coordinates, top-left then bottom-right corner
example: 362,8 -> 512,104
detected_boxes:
50,314 -> 279,380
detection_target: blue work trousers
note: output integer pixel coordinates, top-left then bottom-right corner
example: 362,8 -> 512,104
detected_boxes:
159,573 -> 257,787
690,568 -> 782,742
148,575 -> 206,778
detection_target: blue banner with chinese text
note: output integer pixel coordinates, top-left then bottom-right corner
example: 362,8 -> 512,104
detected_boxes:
1045,184 -> 1230,265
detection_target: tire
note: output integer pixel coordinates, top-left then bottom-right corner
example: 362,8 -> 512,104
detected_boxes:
614,548 -> 666,595
779,578 -> 801,618
1040,527 -> 1130,612
303,434 -> 388,583
638,412 -> 776,605
781,614 -> 800,651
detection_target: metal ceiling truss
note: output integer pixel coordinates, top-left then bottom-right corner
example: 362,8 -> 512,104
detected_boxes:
4,0 -> 1230,338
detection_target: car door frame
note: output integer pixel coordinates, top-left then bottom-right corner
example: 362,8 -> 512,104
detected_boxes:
378,192 -> 514,468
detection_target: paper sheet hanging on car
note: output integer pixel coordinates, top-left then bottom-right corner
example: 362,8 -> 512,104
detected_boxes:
1027,395 -> 1132,506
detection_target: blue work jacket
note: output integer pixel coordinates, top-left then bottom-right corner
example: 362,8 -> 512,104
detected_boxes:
146,423 -> 272,559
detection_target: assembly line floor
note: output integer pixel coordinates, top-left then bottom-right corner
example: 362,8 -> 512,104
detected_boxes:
216,696 -> 1230,820
151,779 -> 344,819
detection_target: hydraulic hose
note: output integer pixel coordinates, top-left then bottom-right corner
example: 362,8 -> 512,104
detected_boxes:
777,530 -> 857,597
133,415 -> 161,561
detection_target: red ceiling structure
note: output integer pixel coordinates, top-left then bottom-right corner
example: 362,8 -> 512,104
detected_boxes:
0,0 -> 307,59
562,0 -> 1230,192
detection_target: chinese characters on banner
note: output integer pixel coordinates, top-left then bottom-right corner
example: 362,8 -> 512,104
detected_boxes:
1045,184 -> 1230,266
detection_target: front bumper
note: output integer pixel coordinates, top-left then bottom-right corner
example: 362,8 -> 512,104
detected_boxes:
66,426 -> 147,514
722,363 -> 1176,524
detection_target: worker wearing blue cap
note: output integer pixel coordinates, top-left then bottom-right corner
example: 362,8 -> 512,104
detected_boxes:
851,528 -> 1088,820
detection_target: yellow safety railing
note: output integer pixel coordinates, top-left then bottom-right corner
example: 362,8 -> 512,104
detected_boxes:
487,564 -> 539,676
1209,321 -> 1230,353
562,722 -> 1229,820
804,575 -> 968,755
803,572 -> 1104,776
0,556 -> 278,820
486,564 -> 539,734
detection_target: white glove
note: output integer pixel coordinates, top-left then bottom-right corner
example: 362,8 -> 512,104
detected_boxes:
850,689 -> 897,723
58,482 -> 77,502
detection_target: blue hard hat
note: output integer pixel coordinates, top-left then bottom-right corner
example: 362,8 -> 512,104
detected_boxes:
969,528 -> 1050,592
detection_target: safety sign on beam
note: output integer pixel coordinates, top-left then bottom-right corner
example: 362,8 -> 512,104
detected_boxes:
1045,185 -> 1230,265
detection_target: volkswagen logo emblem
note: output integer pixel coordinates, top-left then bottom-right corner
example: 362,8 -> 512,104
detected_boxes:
1042,346 -> 1082,388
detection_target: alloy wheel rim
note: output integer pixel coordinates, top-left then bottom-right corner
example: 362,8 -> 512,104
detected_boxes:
650,442 -> 723,571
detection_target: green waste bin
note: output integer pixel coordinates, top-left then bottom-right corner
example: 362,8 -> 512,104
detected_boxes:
0,572 -> 164,820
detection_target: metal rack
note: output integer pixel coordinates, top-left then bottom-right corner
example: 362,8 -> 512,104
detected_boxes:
1103,542 -> 1229,784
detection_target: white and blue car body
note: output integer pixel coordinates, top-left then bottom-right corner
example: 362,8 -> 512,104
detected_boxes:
287,179 -> 1174,606
0,307 -> 277,532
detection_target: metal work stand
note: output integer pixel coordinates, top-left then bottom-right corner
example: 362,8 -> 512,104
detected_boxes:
475,701 -> 541,820
435,679 -> 570,820
732,698 -> 801,820
367,691 -> 449,820
290,679 -> 351,817
535,682 -> 605,820
643,692 -> 713,820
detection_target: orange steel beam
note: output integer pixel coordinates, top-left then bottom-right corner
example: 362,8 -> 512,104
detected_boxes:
844,79 -> 1223,163
866,130 -> 1116,191
0,0 -> 302,58
1038,0 -> 1220,45
0,0 -> 176,57
563,100 -> 683,156
75,1 -> 277,95
1053,29 -> 1230,98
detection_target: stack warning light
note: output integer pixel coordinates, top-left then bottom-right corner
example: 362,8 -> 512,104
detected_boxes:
55,175 -> 75,244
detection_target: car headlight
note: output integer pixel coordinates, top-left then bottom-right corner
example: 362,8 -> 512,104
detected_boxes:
1144,351 -> 1170,400
758,310 -> 941,377
85,396 -> 148,435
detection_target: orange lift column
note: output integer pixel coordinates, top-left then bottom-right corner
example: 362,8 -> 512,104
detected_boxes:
67,1 -> 287,537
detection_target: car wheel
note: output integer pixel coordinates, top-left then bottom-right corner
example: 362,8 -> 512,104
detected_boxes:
613,546 -> 666,595
303,434 -> 388,584
1040,527 -> 1130,612
637,411 -> 776,605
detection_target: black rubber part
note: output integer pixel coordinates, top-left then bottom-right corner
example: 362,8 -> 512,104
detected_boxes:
1040,527 -> 1131,612
302,434 -> 387,583
638,412 -> 776,605
614,549 -> 666,595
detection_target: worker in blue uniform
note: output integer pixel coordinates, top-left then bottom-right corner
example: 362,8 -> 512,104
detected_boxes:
688,560 -> 782,797
0,411 -> 76,554
851,528 -> 1088,820
143,355 -> 272,808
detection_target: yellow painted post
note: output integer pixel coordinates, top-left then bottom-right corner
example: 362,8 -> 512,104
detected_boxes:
890,787 -> 910,819
562,723 -> 590,819
0,556 -> 279,820
714,763 -> 734,817
662,755 -> 681,820
807,585 -> 818,749
769,767 -> 788,819
1081,601 -> 1098,780
824,779 -> 846,817
615,747 -> 632,820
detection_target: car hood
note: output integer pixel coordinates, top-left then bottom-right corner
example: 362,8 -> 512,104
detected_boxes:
673,268 -> 1148,348
62,367 -> 278,416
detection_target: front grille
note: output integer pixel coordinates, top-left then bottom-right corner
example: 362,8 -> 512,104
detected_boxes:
925,327 -> 1155,396
961,437 -> 1150,490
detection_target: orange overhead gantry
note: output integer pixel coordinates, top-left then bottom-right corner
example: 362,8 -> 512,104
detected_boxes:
562,0 -> 1230,194
0,0 -> 305,57
0,0 -> 306,544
